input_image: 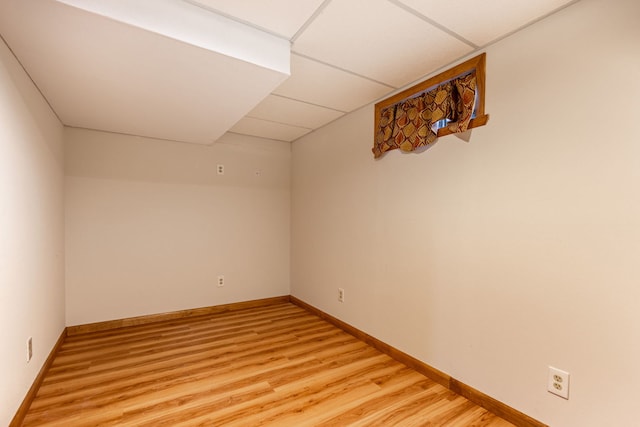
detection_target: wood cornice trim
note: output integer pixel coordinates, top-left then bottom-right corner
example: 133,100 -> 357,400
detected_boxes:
376,53 -> 487,113
374,52 -> 489,146
66,295 -> 291,336
290,295 -> 547,427
10,328 -> 67,427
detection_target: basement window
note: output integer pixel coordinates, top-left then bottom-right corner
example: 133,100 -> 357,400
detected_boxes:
373,53 -> 489,158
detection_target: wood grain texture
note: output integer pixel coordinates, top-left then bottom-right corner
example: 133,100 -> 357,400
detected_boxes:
450,379 -> 546,427
290,296 -> 547,427
21,301 -> 516,426
66,296 -> 290,336
10,329 -> 67,427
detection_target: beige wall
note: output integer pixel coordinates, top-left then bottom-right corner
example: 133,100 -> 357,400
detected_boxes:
0,39 -> 65,425
291,0 -> 640,425
65,129 -> 291,326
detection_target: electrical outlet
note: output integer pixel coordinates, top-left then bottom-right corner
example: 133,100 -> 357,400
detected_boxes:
547,366 -> 570,399
338,288 -> 344,303
217,164 -> 224,175
217,275 -> 225,287
27,337 -> 33,363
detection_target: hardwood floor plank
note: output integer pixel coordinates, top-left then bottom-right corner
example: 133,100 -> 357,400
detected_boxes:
315,375 -> 439,426
21,302 -> 515,426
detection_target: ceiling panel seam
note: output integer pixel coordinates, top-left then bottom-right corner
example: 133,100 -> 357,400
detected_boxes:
245,116 -> 314,131
290,0 -> 333,43
386,0 -> 479,49
366,1 -> 584,107
270,94 -> 347,113
181,0 -> 293,43
290,52 -> 396,89
473,0 -> 583,48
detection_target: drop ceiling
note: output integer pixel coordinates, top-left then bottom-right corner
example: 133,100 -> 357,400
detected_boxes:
0,0 -> 578,145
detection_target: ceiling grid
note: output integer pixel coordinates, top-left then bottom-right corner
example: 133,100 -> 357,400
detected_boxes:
0,0 -> 579,144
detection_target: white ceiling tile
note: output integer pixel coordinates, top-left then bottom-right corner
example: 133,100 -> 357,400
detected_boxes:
0,0 -> 288,145
293,0 -> 474,87
397,0 -> 577,46
186,0 -> 326,39
248,95 -> 344,129
273,54 -> 393,112
56,0 -> 290,74
230,117 -> 312,142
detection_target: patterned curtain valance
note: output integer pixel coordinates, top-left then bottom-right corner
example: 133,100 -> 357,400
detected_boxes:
373,72 -> 477,158
372,53 -> 489,159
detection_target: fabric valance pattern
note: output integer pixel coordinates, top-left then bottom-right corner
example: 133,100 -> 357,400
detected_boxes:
372,71 -> 477,158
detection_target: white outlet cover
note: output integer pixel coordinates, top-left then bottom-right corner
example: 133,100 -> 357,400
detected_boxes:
547,366 -> 570,399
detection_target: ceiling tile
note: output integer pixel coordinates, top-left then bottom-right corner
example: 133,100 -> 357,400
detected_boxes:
293,0 -> 474,87
56,0 -> 290,73
248,95 -> 344,129
230,117 -> 312,142
186,0 -> 326,39
397,0 -> 577,46
273,54 -> 393,112
0,0 -> 288,145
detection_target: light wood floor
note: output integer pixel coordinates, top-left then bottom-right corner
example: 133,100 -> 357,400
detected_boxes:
23,302 -> 514,426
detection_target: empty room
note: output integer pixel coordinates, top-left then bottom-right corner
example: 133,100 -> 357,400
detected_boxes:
1,0 -> 639,426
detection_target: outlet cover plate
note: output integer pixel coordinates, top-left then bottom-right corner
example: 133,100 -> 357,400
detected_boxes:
548,366 -> 570,399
